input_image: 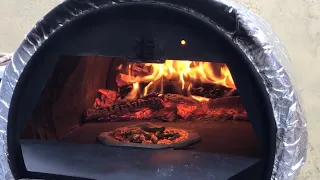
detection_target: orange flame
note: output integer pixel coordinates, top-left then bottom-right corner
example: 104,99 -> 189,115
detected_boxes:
117,60 -> 235,101
191,95 -> 210,103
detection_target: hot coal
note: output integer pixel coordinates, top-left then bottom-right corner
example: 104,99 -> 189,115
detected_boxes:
190,82 -> 239,99
86,92 -> 164,122
118,81 -> 238,99
84,87 -> 249,123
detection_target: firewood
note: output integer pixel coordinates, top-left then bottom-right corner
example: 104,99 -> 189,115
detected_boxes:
93,89 -> 120,109
118,80 -> 238,100
152,106 -> 180,122
118,82 -> 150,98
87,93 -> 247,123
85,93 -> 164,122
207,96 -> 243,109
98,89 -> 118,101
160,94 -> 243,122
190,82 -> 238,99
131,63 -> 152,76
164,93 -> 200,105
223,89 -> 238,97
118,80 -> 188,96
214,114 -> 234,121
87,84 -> 247,123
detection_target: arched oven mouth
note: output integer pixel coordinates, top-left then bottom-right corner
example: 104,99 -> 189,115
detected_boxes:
19,53 -> 269,179
3,1 -> 305,180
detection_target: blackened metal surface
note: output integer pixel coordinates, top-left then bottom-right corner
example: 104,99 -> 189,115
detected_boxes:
21,139 -> 259,180
0,0 -> 307,180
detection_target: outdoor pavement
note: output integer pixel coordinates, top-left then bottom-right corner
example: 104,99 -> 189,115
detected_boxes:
0,0 -> 319,179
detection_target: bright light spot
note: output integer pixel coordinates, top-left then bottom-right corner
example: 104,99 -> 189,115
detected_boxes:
181,40 -> 186,45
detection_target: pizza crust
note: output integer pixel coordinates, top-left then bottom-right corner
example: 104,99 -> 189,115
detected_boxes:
98,123 -> 201,149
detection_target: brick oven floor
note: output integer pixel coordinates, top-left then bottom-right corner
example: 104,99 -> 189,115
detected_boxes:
63,120 -> 261,158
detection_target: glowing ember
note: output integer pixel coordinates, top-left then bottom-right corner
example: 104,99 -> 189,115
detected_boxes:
191,95 -> 210,102
117,60 -> 235,101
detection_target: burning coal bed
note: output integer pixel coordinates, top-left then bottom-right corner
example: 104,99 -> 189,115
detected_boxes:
85,60 -> 249,148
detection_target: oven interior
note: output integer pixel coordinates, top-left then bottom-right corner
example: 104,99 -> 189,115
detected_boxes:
20,56 -> 262,179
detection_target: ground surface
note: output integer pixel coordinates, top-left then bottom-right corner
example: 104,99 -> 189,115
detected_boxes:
0,0 -> 319,179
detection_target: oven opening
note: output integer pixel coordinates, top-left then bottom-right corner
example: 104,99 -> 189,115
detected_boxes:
20,56 -> 262,179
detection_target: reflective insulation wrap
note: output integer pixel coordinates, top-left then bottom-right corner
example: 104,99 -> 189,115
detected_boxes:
0,53 -> 12,80
0,53 -> 13,67
0,0 -> 307,180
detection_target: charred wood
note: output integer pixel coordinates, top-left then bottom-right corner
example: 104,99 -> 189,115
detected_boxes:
86,90 -> 247,123
118,82 -> 149,98
118,81 -> 238,100
85,93 -> 164,122
190,82 -> 238,99
94,89 -> 119,109
207,96 -> 243,109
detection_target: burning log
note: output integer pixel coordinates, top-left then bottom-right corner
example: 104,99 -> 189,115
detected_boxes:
86,60 -> 249,123
86,91 -> 248,123
151,106 -> 180,122
207,96 -> 243,109
118,82 -> 149,98
98,89 -> 118,101
85,93 -> 164,122
159,94 -> 246,122
131,63 -> 152,76
190,82 -> 238,99
214,114 -> 234,121
118,81 -> 180,98
118,80 -> 238,100
93,89 -> 119,109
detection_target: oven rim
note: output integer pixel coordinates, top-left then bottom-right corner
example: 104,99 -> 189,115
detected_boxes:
4,1 -> 276,179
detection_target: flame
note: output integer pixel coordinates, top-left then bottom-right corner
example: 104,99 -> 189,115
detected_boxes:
117,60 -> 235,101
191,95 -> 210,103
127,82 -> 140,100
